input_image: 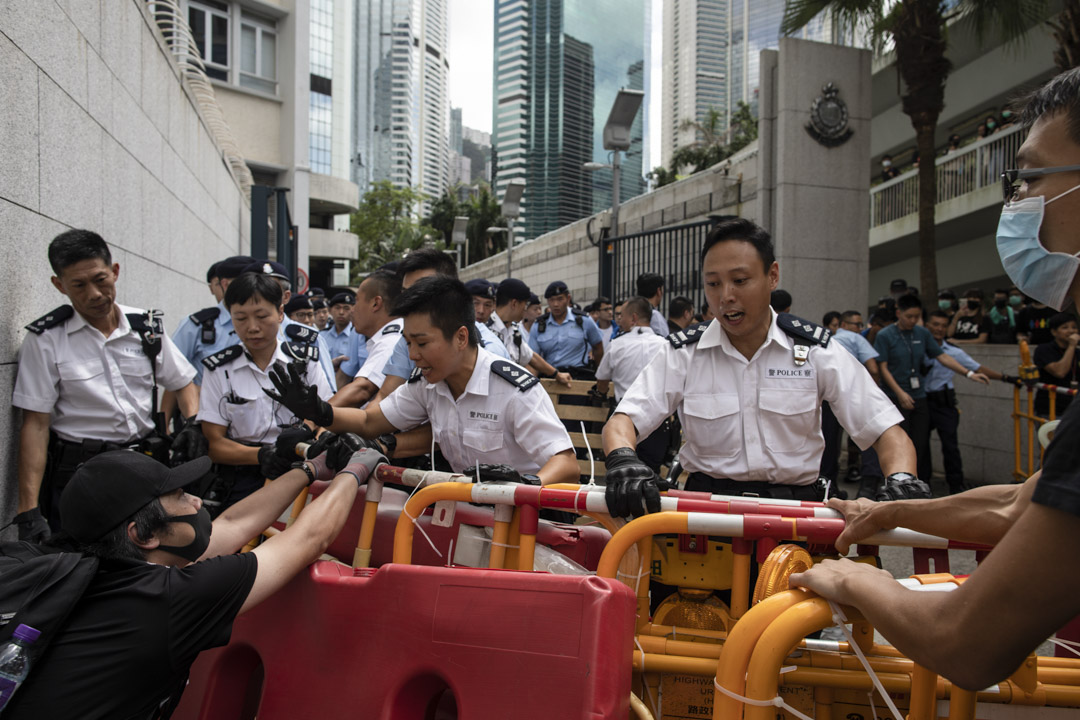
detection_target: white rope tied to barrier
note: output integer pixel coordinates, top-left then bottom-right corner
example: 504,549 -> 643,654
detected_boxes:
633,637 -> 661,719
828,601 -> 904,720
712,679 -> 815,720
401,469 -> 444,558
1049,637 -> 1080,657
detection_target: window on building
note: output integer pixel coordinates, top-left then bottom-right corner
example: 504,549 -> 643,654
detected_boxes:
239,12 -> 277,94
188,0 -> 229,81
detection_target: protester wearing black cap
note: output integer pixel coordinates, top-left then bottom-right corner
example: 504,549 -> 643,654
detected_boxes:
4,447 -> 384,720
11,230 -> 202,543
527,280 -> 605,379
465,278 -> 497,325
284,295 -> 316,326
323,292 -> 358,371
491,278 -> 572,385
172,255 -> 256,385
197,273 -> 334,513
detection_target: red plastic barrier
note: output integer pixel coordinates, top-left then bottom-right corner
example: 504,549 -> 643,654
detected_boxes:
174,562 -> 636,719
310,482 -> 612,571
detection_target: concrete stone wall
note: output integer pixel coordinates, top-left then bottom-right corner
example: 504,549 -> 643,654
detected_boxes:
0,1 -> 251,532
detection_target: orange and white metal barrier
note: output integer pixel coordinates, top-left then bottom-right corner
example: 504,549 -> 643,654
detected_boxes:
1012,339 -> 1078,480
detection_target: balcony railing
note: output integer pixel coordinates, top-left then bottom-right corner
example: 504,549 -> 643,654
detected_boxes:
870,123 -> 1025,228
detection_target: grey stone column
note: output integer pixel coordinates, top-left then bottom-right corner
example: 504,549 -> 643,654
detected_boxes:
759,38 -> 872,318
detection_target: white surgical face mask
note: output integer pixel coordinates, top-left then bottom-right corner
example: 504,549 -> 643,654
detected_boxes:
996,183 -> 1080,310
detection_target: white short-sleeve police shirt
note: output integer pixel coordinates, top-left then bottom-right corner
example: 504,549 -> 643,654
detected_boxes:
13,304 -> 196,443
379,348 -> 572,474
355,318 -> 405,389
615,312 -> 902,485
489,312 -> 534,366
198,343 -> 333,445
595,326 -> 667,402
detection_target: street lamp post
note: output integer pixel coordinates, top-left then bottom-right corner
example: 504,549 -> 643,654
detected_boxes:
501,180 -> 525,278
452,216 -> 469,268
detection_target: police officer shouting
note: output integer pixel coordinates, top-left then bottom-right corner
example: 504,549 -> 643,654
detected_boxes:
528,281 -> 605,379
601,218 -> 920,517
12,230 -> 200,539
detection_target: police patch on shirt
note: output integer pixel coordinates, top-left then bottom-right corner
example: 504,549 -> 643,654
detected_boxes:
768,367 -> 814,379
469,410 -> 499,422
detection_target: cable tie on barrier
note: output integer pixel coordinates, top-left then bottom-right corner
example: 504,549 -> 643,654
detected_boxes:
401,470 -> 444,559
581,421 -> 595,484
828,601 -> 904,720
633,638 -> 661,719
823,479 -> 832,502
617,567 -> 650,596
780,665 -> 796,674
712,678 -> 815,720
1049,638 -> 1080,658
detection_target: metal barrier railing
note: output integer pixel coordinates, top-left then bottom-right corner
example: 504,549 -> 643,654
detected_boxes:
870,124 -> 1025,227
1011,340 -> 1077,481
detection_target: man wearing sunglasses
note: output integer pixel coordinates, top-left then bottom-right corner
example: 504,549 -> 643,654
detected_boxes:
791,68 -> 1080,691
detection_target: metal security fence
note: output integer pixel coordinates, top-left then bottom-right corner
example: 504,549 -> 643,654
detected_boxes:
870,124 -> 1024,227
603,218 -> 717,313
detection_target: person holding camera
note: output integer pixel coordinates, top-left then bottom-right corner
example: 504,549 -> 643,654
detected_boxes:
947,288 -> 991,344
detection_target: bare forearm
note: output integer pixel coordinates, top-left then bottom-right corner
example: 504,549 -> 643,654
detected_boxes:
175,382 -> 200,418
373,375 -> 406,404
207,435 -> 261,466
207,469 -> 310,556
16,414 -> 51,512
871,425 -> 916,476
331,378 -> 375,408
378,424 -> 432,457
1044,347 -> 1075,378
878,364 -> 904,397
537,450 -> 580,486
529,354 -> 557,377
865,480 -> 1029,545
602,413 -> 639,454
976,364 -> 1003,380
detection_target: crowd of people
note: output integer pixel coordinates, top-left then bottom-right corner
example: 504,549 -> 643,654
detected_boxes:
5,66 -> 1080,719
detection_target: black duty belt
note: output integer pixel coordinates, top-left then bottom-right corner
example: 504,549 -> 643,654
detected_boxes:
686,473 -> 825,502
49,433 -> 148,467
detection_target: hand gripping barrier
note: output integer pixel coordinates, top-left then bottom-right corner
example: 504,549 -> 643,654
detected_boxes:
173,562 -> 637,719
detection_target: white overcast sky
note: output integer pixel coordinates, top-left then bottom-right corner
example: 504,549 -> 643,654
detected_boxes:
447,0 -> 663,170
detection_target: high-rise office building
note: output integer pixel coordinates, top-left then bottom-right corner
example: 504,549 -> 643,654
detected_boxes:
493,0 -> 647,240
450,107 -> 463,154
353,0 -> 450,212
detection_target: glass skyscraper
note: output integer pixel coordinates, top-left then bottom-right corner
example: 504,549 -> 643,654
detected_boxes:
493,0 -> 647,240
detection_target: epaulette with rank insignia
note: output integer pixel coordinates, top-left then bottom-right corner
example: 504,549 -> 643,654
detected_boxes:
25,305 -> 74,335
188,306 -> 220,326
282,341 -> 320,363
490,360 -> 538,392
381,323 -> 402,336
202,344 -> 244,370
285,323 -> 319,345
407,366 -> 424,384
667,322 -> 709,349
776,313 -> 831,347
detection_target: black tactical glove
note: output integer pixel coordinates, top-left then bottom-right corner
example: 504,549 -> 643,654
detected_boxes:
1000,374 -> 1020,386
264,362 -> 334,427
274,425 -> 316,463
587,384 -> 607,406
473,463 -> 541,485
14,508 -> 50,544
875,472 -> 931,502
258,445 -> 295,480
171,415 -> 208,464
604,448 -> 669,519
305,432 -> 381,472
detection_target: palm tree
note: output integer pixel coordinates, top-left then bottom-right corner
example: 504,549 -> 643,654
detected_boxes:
1049,0 -> 1080,71
782,0 -> 1046,300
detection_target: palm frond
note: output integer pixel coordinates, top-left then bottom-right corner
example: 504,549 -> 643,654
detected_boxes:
955,0 -> 1050,51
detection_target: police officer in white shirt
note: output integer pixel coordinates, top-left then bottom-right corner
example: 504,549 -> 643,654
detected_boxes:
637,272 -> 671,338
265,276 -> 579,485
331,269 -> 404,408
11,230 -> 200,540
490,278 -> 572,385
601,218 -> 921,518
198,272 -> 333,512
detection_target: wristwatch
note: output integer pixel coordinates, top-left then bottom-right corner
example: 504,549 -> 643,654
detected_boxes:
377,433 -> 397,459
292,461 -> 317,486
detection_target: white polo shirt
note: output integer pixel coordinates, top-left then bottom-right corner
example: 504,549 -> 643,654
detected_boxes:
355,318 -> 405,389
379,348 -> 572,474
616,313 -> 902,485
595,326 -> 667,402
198,343 -> 333,444
489,311 -> 534,367
13,304 -> 195,443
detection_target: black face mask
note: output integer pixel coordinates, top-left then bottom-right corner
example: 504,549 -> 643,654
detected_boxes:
994,297 -> 1008,309
157,507 -> 212,563
967,299 -> 981,311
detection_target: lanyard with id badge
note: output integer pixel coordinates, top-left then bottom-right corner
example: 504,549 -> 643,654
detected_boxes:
901,331 -> 920,390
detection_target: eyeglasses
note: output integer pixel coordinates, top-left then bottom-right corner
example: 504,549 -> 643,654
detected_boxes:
1002,165 -> 1080,203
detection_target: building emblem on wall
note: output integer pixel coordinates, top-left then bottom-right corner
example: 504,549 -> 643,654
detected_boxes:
806,83 -> 853,148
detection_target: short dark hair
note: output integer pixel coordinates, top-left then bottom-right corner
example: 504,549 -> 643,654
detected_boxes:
361,270 -> 403,309
770,289 -> 792,313
963,287 -> 984,300
993,288 -> 1009,296
622,296 -> 653,323
392,276 -> 477,346
397,249 -> 458,279
224,271 -> 284,309
669,296 -> 695,319
841,310 -> 863,322
897,294 -> 922,312
822,311 -> 841,327
927,310 -> 951,322
700,302 -> 711,315
206,262 -> 220,283
870,309 -> 893,326
636,272 -> 665,298
1018,67 -> 1080,146
700,217 -> 775,270
1050,312 -> 1078,331
77,497 -> 169,562
48,229 -> 112,275
593,296 -> 611,308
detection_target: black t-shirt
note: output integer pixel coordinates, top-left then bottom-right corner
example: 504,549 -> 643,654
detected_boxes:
7,552 -> 258,720
985,307 -> 1017,344
1033,400 -> 1080,516
1033,341 -> 1078,416
1018,305 -> 1058,346
952,314 -> 992,341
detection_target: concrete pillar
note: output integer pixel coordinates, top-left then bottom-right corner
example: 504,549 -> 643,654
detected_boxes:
759,38 -> 872,318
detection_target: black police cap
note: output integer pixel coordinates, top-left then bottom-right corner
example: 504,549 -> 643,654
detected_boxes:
464,278 -> 497,299
217,255 -> 257,280
284,295 -> 313,315
330,292 -> 355,306
544,281 -> 569,298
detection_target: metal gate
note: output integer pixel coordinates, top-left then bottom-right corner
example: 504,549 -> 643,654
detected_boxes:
602,218 -> 718,314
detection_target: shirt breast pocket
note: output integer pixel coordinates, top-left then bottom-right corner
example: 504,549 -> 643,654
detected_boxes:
463,428 -> 505,454
223,399 -> 263,441
57,359 -> 105,383
116,354 -> 150,379
681,393 -> 741,457
758,389 -> 818,453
